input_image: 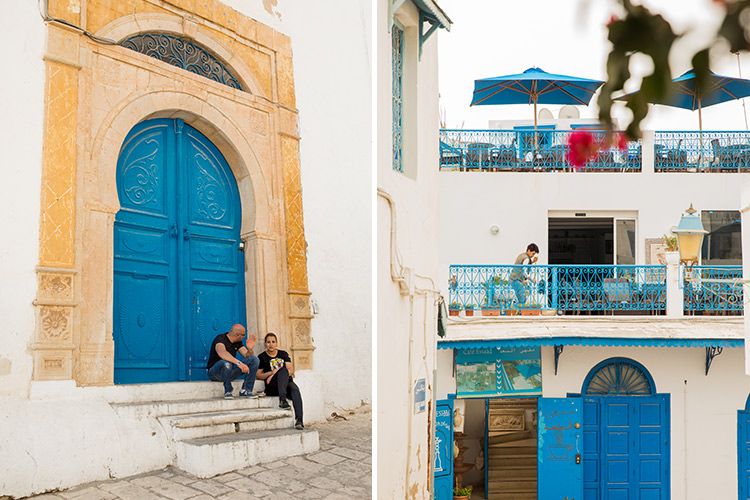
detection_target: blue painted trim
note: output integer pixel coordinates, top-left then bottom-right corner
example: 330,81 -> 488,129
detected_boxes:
581,357 -> 657,395
745,394 -> 750,412
739,409 -> 748,499
438,337 -> 744,350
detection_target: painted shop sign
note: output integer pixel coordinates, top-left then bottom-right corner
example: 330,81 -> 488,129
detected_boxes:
456,346 -> 542,397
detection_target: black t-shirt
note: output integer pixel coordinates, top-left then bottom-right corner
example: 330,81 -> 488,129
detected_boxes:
206,333 -> 244,370
258,350 -> 291,373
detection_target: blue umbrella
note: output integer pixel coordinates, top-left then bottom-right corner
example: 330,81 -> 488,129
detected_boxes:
617,70 -> 750,130
470,67 -> 605,129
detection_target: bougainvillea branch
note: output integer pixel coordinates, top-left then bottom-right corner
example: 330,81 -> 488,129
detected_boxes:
597,0 -> 750,139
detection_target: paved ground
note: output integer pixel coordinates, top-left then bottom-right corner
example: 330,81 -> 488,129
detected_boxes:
23,407 -> 372,500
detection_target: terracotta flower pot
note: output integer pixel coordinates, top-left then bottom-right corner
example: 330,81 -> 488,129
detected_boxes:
481,309 -> 501,316
449,310 -> 459,316
521,309 -> 540,316
464,310 -> 474,317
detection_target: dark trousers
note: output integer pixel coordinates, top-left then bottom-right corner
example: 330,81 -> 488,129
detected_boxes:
264,366 -> 303,422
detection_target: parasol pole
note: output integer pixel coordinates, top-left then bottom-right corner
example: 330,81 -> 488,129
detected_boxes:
533,94 -> 539,151
736,51 -> 749,131
698,96 -> 704,169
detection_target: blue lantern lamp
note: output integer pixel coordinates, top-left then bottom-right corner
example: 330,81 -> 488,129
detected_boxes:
672,204 -> 708,276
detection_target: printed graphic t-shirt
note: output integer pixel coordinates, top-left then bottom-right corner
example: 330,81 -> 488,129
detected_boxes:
258,349 -> 291,374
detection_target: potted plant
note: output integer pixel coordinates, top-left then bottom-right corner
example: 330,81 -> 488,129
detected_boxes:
663,233 -> 678,252
464,303 -> 474,316
449,302 -> 462,316
453,484 -> 472,500
480,298 -> 501,316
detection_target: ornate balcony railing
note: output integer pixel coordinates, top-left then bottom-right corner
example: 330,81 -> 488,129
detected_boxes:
440,129 -> 642,172
683,266 -> 743,314
448,265 -> 666,315
654,131 -> 750,172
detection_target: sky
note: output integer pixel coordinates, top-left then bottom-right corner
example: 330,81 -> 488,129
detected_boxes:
437,0 -> 750,132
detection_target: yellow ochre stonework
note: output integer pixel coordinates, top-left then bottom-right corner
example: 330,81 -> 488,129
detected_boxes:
35,0 -> 313,383
281,136 -> 308,292
40,61 -> 78,269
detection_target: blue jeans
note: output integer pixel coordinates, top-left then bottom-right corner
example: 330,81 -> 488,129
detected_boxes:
208,356 -> 260,394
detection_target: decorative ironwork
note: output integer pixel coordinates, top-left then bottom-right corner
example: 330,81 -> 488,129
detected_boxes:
448,264 -> 667,315
655,131 -> 750,172
683,265 -> 743,315
554,345 -> 564,375
705,346 -> 724,375
439,129 -> 642,172
584,359 -> 653,395
392,25 -> 404,173
121,33 -> 242,91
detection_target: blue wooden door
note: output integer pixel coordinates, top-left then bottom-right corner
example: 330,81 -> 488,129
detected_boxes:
434,399 -> 454,500
598,396 -> 670,500
114,118 -> 245,383
538,397 -> 584,500
583,397 -> 602,500
738,410 -> 750,500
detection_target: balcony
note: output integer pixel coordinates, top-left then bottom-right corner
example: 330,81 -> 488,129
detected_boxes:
440,129 -> 750,172
447,264 -> 742,316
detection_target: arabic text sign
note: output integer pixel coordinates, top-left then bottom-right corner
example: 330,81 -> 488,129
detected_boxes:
456,346 -> 542,397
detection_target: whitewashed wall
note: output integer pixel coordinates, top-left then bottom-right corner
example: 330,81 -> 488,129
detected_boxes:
377,1 -> 443,498
437,345 -> 750,500
212,0 -> 374,412
0,2 -> 45,397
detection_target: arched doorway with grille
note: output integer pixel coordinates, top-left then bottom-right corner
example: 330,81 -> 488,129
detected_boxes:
113,117 -> 246,384
580,357 -> 670,500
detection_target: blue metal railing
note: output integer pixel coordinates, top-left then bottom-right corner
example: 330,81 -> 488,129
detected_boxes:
440,129 -> 642,172
448,265 -> 666,314
655,131 -> 750,172
683,266 -> 743,314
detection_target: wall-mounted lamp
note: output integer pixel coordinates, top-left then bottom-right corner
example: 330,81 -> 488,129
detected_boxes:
672,204 -> 707,276
490,225 -> 500,235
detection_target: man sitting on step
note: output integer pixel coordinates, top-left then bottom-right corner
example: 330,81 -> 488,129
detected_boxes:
207,324 -> 260,399
257,332 -> 305,430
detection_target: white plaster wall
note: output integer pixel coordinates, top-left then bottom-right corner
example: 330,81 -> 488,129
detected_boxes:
437,345 -> 750,499
0,2 -> 45,396
377,1 -> 443,497
439,165 -> 750,291
226,0 -> 373,412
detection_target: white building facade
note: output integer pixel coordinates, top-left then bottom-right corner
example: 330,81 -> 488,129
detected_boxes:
435,128 -> 750,499
377,0 -> 450,498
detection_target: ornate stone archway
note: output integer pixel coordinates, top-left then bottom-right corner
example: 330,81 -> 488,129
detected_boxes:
35,0 -> 314,385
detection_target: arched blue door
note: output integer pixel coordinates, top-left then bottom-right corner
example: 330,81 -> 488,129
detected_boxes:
580,358 -> 670,500
114,118 -> 246,384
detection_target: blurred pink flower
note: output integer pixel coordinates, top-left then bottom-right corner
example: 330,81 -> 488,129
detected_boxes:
566,131 -> 599,167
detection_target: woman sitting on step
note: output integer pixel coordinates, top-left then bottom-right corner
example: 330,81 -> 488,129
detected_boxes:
257,332 -> 304,430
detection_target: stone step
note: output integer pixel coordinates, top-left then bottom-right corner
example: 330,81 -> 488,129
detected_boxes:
175,428 -> 320,478
111,395 -> 279,419
95,380 -> 266,404
159,407 -> 294,440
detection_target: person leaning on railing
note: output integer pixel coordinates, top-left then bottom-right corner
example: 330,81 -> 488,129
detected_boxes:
511,243 -> 539,306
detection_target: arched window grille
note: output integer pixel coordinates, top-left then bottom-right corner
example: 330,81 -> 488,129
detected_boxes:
582,357 -> 655,395
120,33 -> 243,91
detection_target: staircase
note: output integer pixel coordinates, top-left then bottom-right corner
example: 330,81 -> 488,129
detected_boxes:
487,399 -> 537,500
107,381 -> 319,478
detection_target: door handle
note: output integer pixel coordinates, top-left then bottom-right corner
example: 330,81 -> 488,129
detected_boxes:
170,223 -> 178,237
183,228 -> 191,241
